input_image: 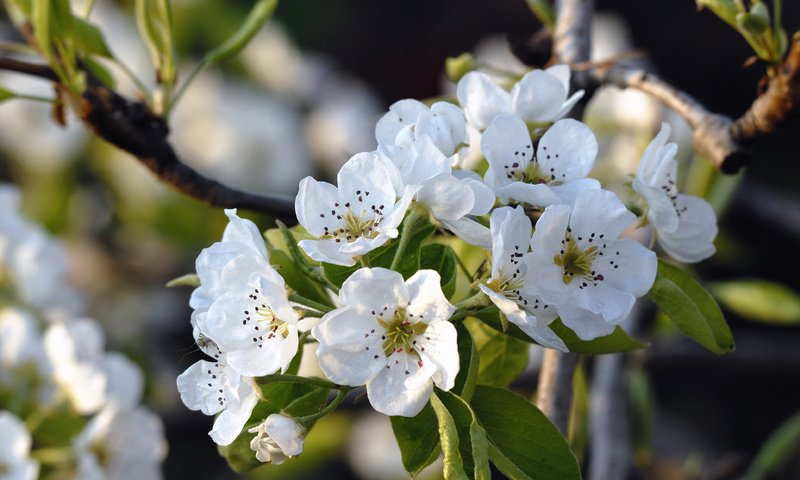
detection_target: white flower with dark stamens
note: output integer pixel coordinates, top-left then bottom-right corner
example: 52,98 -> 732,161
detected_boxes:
176,352 -> 258,446
313,268 -> 458,417
203,271 -> 300,377
295,152 -> 415,266
456,65 -> 584,131
482,114 -> 600,208
382,128 -> 494,247
248,414 -> 306,464
633,123 -> 717,263
0,411 -> 39,480
73,405 -> 167,480
528,189 -> 657,340
376,99 -> 467,159
479,207 -> 567,351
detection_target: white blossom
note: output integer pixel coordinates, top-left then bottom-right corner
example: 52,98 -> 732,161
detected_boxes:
248,413 -> 305,464
73,405 -> 167,480
376,99 -> 467,159
482,114 -> 600,207
479,207 -> 567,351
0,308 -> 51,384
528,189 -> 657,340
313,268 -> 458,417
0,411 -> 39,480
633,123 -> 717,263
456,65 -> 584,130
295,152 -> 415,266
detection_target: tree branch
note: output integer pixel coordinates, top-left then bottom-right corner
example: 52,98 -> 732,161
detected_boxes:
553,0 -> 594,66
536,349 -> 580,434
0,57 -> 297,222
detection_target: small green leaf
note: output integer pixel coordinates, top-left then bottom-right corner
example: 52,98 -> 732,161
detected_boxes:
709,279 -> 800,325
32,0 -> 52,60
696,0 -> 740,28
391,402 -> 441,476
420,243 -> 457,299
165,273 -> 200,288
737,12 -> 770,34
436,390 -> 491,480
445,53 -> 477,82
430,394 -> 470,480
72,17 -> 113,57
649,259 -> 734,354
745,411 -> 800,480
204,0 -> 278,65
81,56 -> 116,88
527,0 -> 555,28
453,322 -> 479,401
471,385 -> 581,480
465,318 -> 528,388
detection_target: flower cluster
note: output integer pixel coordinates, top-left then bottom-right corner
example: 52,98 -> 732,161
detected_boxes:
0,185 -> 167,480
178,65 -> 719,469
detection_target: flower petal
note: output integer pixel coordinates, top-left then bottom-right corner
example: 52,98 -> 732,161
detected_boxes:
295,176 -> 342,238
418,321 -> 459,390
482,114 -> 533,188
657,194 -> 717,263
406,270 -> 455,324
457,71 -> 510,129
176,360 -> 227,416
417,174 -> 474,221
489,206 -> 531,279
366,357 -> 434,416
339,267 -> 408,311
536,119 -> 598,183
312,305 -> 383,350
593,239 -> 658,298
510,69 -> 567,122
316,343 -> 386,386
569,189 -> 636,243
439,217 -> 491,248
556,302 -> 617,341
375,99 -> 428,147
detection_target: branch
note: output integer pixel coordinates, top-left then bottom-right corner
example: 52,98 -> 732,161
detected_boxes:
0,57 -> 297,222
553,0 -> 594,65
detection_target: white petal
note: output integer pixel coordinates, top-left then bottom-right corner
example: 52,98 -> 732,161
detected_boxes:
417,174 -> 474,221
312,305 -> 383,350
634,179 -> 680,233
295,177 -> 342,238
545,64 -> 571,92
227,328 -> 298,377
221,209 -> 268,259
593,239 -> 658,298
418,321 -> 459,391
176,360 -> 226,416
339,268 -> 408,311
489,206 -> 531,278
405,270 -> 455,323
536,119 -> 598,183
479,284 -> 528,325
495,182 -> 562,207
548,178 -> 601,206
395,135 -> 452,187
338,152 -> 399,220
419,101 -> 467,155
569,189 -> 636,243
459,176 -> 495,215
0,410 -> 32,460
439,217 -> 491,248
457,71 -> 510,129
552,91 -> 585,120
103,352 -> 144,408
510,69 -> 567,122
366,357 -> 434,417
316,343 -> 385,386
265,414 -> 305,456
297,238 -> 358,267
515,322 -> 568,352
527,205 -> 572,303
481,114 -> 533,188
657,194 -> 717,263
573,282 -> 636,326
379,184 -> 418,233
556,303 -> 617,341
210,407 -> 252,446
375,99 -> 428,147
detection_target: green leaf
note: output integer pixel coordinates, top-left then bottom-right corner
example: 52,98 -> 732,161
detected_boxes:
465,318 -> 528,388
745,411 -> 800,480
453,321 -> 479,401
271,249 -> 331,306
72,17 -> 113,57
430,394 -> 470,480
165,272 -> 200,288
696,0 -> 740,28
420,243 -> 457,299
436,390 -> 491,480
391,402 -> 441,476
550,319 -> 646,354
81,56 -> 116,88
649,260 -> 734,354
0,86 -> 16,103
204,0 -> 278,65
737,12 -> 770,34
32,0 -> 52,60
709,279 -> 800,325
471,386 -> 581,480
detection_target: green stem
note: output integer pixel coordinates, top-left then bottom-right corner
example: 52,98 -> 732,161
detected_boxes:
389,208 -> 428,271
289,292 -> 334,313
297,388 -> 351,425
257,374 -> 346,391
30,447 -> 73,465
450,292 -> 491,322
12,94 -> 54,103
276,220 -> 340,294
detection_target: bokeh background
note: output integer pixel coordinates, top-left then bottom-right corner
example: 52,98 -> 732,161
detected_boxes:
1,0 -> 799,478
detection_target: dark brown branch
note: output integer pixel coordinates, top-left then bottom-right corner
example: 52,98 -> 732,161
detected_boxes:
0,57 -> 297,221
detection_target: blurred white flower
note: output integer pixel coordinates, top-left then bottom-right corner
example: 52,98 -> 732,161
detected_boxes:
0,308 -> 52,389
248,413 -> 305,464
0,411 -> 39,480
73,405 -> 167,480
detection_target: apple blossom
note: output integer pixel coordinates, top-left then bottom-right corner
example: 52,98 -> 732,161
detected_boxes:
295,151 -> 415,266
528,189 -> 657,340
376,99 -> 467,159
482,114 -> 600,207
479,207 -> 567,351
0,411 -> 39,480
313,268 -> 458,417
633,123 -> 717,263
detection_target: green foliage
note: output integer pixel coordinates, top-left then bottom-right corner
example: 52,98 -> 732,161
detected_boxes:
165,273 -> 201,288
0,85 -> 15,103
445,53 -> 478,83
452,322 -> 479,401
420,243 -> 457,299
465,318 -> 528,388
71,17 -> 113,58
471,386 -> 581,480
432,391 -> 491,480
204,0 -> 278,65
710,279 -> 800,325
649,260 -> 734,354
391,402 -> 441,476
697,0 -> 787,63
745,411 -> 800,480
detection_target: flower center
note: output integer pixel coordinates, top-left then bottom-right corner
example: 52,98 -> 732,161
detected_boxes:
377,308 -> 428,358
554,235 -> 598,284
254,306 -> 290,340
